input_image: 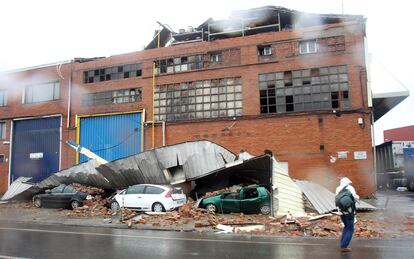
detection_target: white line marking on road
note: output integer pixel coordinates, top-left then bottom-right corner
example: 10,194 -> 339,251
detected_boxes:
0,255 -> 31,259
0,227 -> 322,247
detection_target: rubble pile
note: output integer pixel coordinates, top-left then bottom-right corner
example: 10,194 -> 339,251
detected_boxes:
66,196 -> 111,217
401,216 -> 414,235
204,185 -> 242,198
69,183 -> 105,195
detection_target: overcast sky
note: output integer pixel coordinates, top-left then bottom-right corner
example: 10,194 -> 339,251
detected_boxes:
0,0 -> 412,144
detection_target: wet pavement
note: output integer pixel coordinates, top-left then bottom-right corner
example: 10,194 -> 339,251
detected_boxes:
0,221 -> 413,259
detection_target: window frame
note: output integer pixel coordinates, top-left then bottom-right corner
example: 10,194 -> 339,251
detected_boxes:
24,81 -> 60,104
154,77 -> 243,122
0,90 -> 7,107
259,65 -> 349,115
0,122 -> 5,140
83,88 -> 142,106
258,45 -> 272,56
83,63 -> 142,84
299,40 -> 318,54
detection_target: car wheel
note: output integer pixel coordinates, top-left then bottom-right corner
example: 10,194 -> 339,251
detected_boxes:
152,202 -> 165,212
206,203 -> 217,213
110,201 -> 120,212
260,205 -> 271,215
71,200 -> 81,210
33,198 -> 42,208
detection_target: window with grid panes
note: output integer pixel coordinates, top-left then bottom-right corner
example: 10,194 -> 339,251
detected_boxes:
82,88 -> 142,106
156,55 -> 203,74
154,78 -> 242,122
259,65 -> 349,114
83,63 -> 142,84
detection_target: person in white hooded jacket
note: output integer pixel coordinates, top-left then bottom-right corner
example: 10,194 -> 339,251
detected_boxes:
335,177 -> 359,252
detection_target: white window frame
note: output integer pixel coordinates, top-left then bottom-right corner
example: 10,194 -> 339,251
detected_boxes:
258,45 -> 272,56
299,40 -> 318,54
0,90 -> 7,106
210,53 -> 221,62
0,121 -> 6,140
23,81 -> 60,104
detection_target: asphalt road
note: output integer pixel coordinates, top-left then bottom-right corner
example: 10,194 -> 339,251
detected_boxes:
0,222 -> 413,259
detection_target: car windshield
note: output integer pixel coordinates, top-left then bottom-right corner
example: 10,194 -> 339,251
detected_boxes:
63,186 -> 76,193
51,185 -> 65,194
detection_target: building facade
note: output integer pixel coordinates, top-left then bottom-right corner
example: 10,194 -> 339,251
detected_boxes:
0,7 -> 376,196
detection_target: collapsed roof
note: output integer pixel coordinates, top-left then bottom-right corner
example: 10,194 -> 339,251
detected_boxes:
146,6 -> 364,48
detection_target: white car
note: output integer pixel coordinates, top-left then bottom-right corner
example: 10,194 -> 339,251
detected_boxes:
109,184 -> 187,212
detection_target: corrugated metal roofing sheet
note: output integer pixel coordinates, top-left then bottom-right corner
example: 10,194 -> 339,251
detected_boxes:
96,140 -> 236,188
295,180 -> 376,214
272,159 -> 305,216
36,160 -> 112,189
1,177 -> 34,201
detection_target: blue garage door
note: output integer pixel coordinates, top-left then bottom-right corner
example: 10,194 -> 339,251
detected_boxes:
11,117 -> 61,183
79,112 -> 142,163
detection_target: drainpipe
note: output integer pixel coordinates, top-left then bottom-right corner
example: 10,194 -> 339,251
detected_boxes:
162,121 -> 166,146
67,62 -> 73,129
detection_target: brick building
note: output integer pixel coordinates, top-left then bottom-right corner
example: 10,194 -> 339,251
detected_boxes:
1,6 -> 391,196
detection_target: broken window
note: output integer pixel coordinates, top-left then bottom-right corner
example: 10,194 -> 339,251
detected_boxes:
0,90 -> 7,106
299,40 -> 317,54
259,65 -> 349,114
82,88 -> 142,106
24,81 -> 60,104
155,77 -> 242,122
258,45 -> 272,56
0,122 -> 5,140
83,63 -> 142,84
157,55 -> 203,74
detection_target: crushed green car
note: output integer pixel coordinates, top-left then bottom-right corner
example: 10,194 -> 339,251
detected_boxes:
199,185 -> 271,215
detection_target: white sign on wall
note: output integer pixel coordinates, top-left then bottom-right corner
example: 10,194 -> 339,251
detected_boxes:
30,153 -> 43,160
354,151 -> 367,160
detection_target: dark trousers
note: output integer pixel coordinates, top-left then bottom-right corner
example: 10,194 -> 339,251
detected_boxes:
340,214 -> 355,248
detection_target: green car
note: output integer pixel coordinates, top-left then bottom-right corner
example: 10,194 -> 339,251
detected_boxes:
199,186 -> 271,215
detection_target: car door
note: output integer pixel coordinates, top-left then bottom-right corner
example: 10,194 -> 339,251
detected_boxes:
123,185 -> 145,209
142,186 -> 165,211
240,187 -> 261,213
61,186 -> 77,207
47,184 -> 66,207
220,192 -> 241,213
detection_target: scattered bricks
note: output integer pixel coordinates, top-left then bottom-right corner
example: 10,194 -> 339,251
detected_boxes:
136,218 -> 146,224
178,203 -> 193,218
69,183 -> 105,195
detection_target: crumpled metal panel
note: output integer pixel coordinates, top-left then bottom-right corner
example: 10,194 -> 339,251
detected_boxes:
3,140 -> 236,200
295,180 -> 376,214
96,140 -> 236,188
1,177 -> 34,201
36,160 -> 112,189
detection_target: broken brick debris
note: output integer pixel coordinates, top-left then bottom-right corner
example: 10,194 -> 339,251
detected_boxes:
69,183 -> 105,195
